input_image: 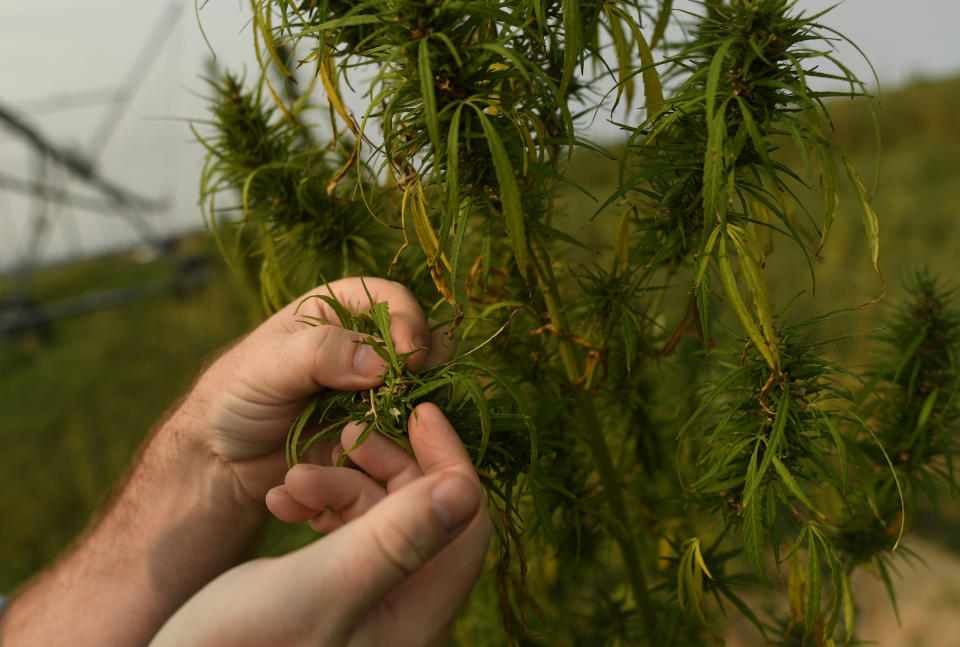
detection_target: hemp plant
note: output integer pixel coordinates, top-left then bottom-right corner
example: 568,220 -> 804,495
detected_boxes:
195,0 -> 960,644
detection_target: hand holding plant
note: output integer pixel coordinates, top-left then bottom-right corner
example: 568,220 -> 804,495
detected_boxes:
184,276 -> 453,507
195,0 -> 960,643
0,276 -> 467,647
151,403 -> 492,647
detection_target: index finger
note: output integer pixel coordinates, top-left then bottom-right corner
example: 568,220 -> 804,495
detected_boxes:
407,403 -> 475,478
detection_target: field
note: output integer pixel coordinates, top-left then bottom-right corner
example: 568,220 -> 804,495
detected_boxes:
0,238 -> 257,590
2,75 -> 960,642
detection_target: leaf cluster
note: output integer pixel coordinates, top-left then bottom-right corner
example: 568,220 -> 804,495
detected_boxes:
285,283 -> 537,496
192,1 -> 960,645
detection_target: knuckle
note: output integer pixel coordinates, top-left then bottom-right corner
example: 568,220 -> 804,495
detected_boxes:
308,326 -> 347,373
379,277 -> 412,298
369,515 -> 432,578
386,464 -> 424,493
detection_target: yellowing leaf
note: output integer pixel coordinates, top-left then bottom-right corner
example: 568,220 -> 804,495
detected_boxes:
412,179 -> 451,271
718,233 -> 778,370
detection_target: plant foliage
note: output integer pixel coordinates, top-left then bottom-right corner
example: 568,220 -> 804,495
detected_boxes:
194,1 -> 960,644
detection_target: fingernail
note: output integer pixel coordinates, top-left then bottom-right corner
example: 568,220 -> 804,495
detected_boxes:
354,344 -> 386,379
430,474 -> 479,534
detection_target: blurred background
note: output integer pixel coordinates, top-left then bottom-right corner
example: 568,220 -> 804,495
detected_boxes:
2,1 -> 959,644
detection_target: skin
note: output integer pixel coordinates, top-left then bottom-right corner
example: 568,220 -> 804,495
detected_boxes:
0,278 -> 491,647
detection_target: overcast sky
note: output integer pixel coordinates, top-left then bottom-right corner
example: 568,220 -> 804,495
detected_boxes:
1,1 -> 958,269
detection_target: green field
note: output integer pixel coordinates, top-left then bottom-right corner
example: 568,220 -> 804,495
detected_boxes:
2,74 -> 959,602
0,239 -> 257,591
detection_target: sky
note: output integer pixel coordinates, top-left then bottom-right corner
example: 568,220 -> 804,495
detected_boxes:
1,0 -> 958,269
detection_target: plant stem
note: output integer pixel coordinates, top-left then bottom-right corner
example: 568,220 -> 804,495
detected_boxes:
529,233 -> 657,633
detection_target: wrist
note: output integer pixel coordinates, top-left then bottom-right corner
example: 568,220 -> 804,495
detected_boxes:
161,397 -> 271,520
0,402 -> 267,647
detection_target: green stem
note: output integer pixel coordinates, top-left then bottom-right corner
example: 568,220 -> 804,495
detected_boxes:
528,233 -> 657,634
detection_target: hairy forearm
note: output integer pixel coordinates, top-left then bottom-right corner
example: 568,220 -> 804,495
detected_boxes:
0,405 -> 266,646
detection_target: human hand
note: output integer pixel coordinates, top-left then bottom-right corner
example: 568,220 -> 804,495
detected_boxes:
178,277 -> 455,509
150,403 -> 492,647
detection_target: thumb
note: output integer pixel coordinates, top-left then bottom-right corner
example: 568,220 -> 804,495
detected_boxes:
211,325 -> 389,405
306,470 -> 482,633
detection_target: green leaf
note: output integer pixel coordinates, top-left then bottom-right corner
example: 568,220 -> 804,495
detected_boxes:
714,580 -> 769,642
439,103 -> 465,258
735,97 -> 778,187
692,540 -> 713,580
915,387 -> 939,432
531,0 -> 545,30
717,233 -> 777,370
743,385 -> 789,506
418,38 -> 441,156
821,534 -> 844,637
472,42 -> 532,83
842,570 -> 855,643
703,104 -> 730,223
650,0 -> 673,49
771,455 -> 818,515
462,378 -> 492,467
742,468 -> 765,577
605,7 -> 634,110
615,209 -> 631,273
560,0 -> 581,96
876,557 -> 901,624
817,142 -> 839,251
286,394 -> 320,467
474,107 -> 528,279
301,13 -> 381,35
841,153 -> 883,289
695,225 -> 722,287
849,410 -> 906,550
705,39 -> 734,126
530,479 -> 558,547
696,272 -> 711,354
729,227 -> 779,366
609,6 -> 663,118
296,292 -> 355,331
431,32 -> 463,69
788,552 -> 805,623
805,534 -> 821,637
634,22 -> 664,118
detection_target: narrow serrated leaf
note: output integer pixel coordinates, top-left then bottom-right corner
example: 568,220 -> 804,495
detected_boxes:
560,0 -> 580,96
841,154 -> 883,292
729,228 -> 780,366
462,378 -> 492,467
805,535 -> 821,637
606,8 -> 634,110
743,475 -> 765,577
475,108 -> 528,279
615,209 -> 631,273
771,455 -> 818,514
418,38 -> 441,161
743,385 -> 789,506
876,558 -> 901,624
788,553 -> 805,623
610,7 -> 663,119
817,143 -> 839,251
705,39 -> 734,125
718,233 -> 777,370
842,570 -> 855,643
650,0 -> 673,48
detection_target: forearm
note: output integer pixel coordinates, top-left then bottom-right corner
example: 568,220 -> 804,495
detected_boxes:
0,405 -> 267,647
